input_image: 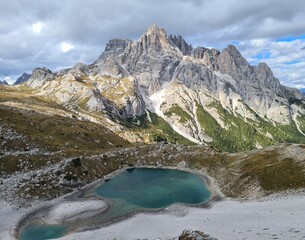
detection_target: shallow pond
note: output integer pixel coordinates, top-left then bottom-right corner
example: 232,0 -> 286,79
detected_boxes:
19,168 -> 211,239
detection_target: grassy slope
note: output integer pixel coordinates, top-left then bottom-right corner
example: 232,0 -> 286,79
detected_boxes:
297,114 -> 305,133
226,144 -> 305,197
196,101 -> 305,152
164,104 -> 192,124
0,86 -> 131,176
125,111 -> 195,145
2,108 -> 305,201
61,143 -> 305,200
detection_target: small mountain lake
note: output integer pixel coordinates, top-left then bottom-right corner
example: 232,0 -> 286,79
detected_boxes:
19,168 -> 211,240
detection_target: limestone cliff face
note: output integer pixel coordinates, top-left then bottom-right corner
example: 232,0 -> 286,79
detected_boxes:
169,34 -> 193,55
23,24 -> 305,150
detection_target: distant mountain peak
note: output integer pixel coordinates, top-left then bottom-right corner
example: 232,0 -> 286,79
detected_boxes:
145,24 -> 166,36
104,38 -> 132,52
139,24 -> 172,51
26,67 -> 55,88
0,80 -> 8,85
14,72 -> 31,85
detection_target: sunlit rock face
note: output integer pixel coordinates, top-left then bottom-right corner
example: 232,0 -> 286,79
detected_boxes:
24,24 -> 305,150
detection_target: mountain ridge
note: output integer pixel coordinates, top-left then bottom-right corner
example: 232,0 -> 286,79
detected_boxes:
10,24 -> 305,152
0,80 -> 8,85
14,72 -> 31,85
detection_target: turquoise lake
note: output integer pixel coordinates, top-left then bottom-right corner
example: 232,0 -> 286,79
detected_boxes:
19,168 -> 211,240
18,223 -> 67,240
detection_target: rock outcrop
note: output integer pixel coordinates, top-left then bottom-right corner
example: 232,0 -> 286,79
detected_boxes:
169,34 -> 193,55
178,229 -> 217,240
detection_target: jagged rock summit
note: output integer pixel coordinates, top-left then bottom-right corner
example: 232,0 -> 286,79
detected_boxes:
21,24 -> 305,152
14,72 -> 31,85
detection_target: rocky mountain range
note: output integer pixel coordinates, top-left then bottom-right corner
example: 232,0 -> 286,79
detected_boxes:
0,80 -> 8,85
10,24 -> 305,152
14,73 -> 31,85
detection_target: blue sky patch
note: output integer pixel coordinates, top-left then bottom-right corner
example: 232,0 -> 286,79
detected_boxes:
275,35 -> 305,42
284,60 -> 301,65
254,51 -> 271,60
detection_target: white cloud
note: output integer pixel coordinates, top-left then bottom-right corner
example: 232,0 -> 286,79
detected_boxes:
60,42 -> 74,53
3,76 -> 14,85
32,22 -> 42,33
19,41 -> 28,48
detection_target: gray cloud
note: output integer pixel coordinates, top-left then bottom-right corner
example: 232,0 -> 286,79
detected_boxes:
1,0 -> 305,86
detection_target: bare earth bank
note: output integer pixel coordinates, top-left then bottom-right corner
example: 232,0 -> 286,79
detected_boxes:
61,194 -> 305,240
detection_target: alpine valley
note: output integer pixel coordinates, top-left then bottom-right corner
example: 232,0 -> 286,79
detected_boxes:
2,25 -> 305,240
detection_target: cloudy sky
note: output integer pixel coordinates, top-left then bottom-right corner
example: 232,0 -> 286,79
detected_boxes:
1,0 -> 305,88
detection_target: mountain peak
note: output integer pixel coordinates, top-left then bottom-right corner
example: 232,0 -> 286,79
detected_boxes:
139,24 -> 172,52
257,62 -> 270,71
26,67 -> 55,88
223,44 -> 245,60
226,44 -> 238,53
145,24 -> 167,36
0,80 -> 8,85
217,44 -> 251,77
104,38 -> 132,52
14,72 -> 31,85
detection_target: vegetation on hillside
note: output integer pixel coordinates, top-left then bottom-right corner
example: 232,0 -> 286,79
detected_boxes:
2,86 -> 305,203
196,101 -> 305,152
164,104 -> 192,124
125,111 -> 194,145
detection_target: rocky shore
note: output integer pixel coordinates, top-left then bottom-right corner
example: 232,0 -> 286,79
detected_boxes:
60,193 -> 305,240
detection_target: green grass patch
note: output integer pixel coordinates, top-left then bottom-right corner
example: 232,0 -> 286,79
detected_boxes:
196,101 -> 305,152
164,104 -> 192,124
124,111 -> 195,145
297,114 -> 305,133
149,112 -> 194,145
240,150 -> 305,191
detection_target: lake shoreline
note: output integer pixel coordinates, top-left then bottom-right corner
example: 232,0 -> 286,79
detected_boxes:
12,165 -> 222,239
2,165 -> 305,239
62,192 -> 305,240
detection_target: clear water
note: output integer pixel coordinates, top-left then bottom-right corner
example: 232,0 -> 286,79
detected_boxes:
93,168 -> 211,208
19,168 -> 211,240
18,223 -> 67,240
